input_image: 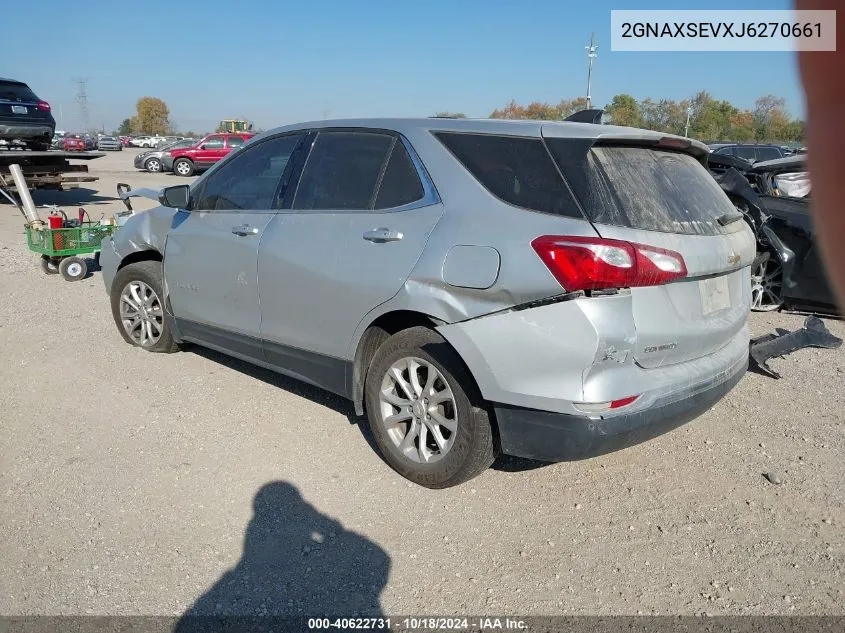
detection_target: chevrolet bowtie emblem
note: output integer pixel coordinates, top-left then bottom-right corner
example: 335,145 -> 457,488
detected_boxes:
727,253 -> 741,265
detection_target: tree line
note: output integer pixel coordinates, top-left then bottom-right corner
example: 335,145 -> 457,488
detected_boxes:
483,92 -> 803,143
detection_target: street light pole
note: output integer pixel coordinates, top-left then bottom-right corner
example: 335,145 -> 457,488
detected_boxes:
585,33 -> 598,109
684,105 -> 693,137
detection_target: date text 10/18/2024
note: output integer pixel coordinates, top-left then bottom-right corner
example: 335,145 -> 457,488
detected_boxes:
308,617 -> 528,630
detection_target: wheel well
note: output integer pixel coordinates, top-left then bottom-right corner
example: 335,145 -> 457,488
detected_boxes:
117,249 -> 163,271
351,310 -> 441,416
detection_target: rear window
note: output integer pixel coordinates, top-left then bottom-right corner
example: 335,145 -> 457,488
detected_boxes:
755,146 -> 782,162
435,133 -> 582,218
546,140 -> 738,236
0,81 -> 39,102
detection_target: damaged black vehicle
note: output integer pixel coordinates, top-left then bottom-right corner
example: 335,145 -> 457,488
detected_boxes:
708,152 -> 839,316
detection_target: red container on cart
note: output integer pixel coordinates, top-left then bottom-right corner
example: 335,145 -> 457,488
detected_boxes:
47,214 -> 63,250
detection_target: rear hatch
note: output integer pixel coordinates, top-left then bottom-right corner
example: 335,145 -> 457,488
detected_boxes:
0,80 -> 50,124
543,128 -> 755,368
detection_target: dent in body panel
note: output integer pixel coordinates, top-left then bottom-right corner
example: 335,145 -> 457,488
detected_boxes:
110,205 -> 180,260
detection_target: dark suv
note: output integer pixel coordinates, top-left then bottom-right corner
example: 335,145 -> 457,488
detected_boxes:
711,144 -> 785,162
0,78 -> 55,150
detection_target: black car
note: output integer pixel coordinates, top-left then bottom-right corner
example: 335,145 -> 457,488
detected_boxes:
0,78 -> 55,150
710,143 -> 786,163
708,152 -> 838,315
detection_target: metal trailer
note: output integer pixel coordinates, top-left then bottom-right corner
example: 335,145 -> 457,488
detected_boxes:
0,149 -> 104,191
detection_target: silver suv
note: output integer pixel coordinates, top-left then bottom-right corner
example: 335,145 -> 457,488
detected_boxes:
101,118 -> 755,488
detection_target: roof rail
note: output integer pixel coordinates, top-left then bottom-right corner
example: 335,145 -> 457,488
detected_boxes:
564,109 -> 604,124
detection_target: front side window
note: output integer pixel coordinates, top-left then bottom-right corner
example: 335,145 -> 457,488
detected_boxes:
293,131 -> 394,210
202,135 -> 225,150
755,147 -> 781,162
735,146 -> 756,160
194,133 -> 305,211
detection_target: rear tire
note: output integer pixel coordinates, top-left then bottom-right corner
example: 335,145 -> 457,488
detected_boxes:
364,326 -> 496,488
110,260 -> 178,353
40,255 -> 59,274
173,158 -> 194,177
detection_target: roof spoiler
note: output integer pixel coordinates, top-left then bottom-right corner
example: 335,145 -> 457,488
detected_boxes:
565,109 -> 604,124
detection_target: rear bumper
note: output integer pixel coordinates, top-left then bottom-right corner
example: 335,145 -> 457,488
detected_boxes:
493,351 -> 747,462
0,120 -> 54,139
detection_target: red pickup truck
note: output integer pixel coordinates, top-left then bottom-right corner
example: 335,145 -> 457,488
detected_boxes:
164,132 -> 254,177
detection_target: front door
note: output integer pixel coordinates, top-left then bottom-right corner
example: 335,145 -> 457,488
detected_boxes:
193,134 -> 226,169
257,130 -> 443,389
164,133 -> 306,357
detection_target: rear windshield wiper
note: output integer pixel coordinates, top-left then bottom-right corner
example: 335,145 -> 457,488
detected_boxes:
717,211 -> 745,226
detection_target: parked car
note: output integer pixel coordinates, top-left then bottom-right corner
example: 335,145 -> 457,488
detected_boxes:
0,77 -> 55,150
130,136 -> 151,147
708,152 -> 837,315
51,133 -> 64,150
62,135 -> 86,151
101,118 -> 754,488
710,144 -> 786,162
134,139 -> 197,172
163,132 -> 253,176
82,135 -> 97,151
119,136 -> 132,147
97,136 -> 122,151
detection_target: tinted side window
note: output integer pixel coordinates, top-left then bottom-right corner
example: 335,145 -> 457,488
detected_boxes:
435,133 -> 582,218
227,136 -> 245,148
202,136 -> 225,149
293,131 -> 393,210
374,142 -> 424,209
194,133 -> 305,211
714,146 -> 734,155
755,147 -> 781,162
735,146 -> 756,160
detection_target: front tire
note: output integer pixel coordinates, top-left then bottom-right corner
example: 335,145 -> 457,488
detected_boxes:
364,327 -> 496,488
110,260 -> 178,353
59,256 -> 87,281
173,158 -> 194,177
144,157 -> 162,172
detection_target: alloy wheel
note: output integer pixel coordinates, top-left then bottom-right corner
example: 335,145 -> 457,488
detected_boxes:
119,280 -> 164,347
378,357 -> 457,464
176,161 -> 190,176
751,255 -> 784,311
146,158 -> 161,172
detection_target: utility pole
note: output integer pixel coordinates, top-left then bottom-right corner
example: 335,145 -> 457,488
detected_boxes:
585,33 -> 598,109
73,77 -> 90,132
684,105 -> 694,137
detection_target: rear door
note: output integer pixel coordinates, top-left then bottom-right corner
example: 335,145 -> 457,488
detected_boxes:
544,130 -> 756,369
258,129 -> 443,366
164,132 -> 305,354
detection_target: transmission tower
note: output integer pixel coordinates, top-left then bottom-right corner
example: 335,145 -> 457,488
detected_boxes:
73,77 -> 90,132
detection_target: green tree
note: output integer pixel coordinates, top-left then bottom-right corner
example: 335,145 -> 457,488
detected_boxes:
117,118 -> 133,135
729,110 -> 755,142
753,95 -> 788,141
604,94 -> 643,128
134,97 -> 170,135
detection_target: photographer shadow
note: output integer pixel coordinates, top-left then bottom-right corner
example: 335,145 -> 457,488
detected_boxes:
174,481 -> 389,631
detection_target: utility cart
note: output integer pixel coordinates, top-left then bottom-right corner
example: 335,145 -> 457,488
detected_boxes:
26,217 -> 116,281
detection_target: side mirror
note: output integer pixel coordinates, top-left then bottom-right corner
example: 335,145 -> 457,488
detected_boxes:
198,144 -> 206,150
160,184 -> 191,209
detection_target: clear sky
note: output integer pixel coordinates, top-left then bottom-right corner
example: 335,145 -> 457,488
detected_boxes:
2,0 -> 802,133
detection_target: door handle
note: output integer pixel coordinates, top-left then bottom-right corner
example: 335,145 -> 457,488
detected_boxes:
363,228 -> 403,243
232,224 -> 259,236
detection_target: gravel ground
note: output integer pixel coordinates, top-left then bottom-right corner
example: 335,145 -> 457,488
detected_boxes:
1,150 -> 843,617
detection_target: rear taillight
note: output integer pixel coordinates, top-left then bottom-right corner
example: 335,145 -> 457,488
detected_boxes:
37,101 -> 51,111
531,235 -> 687,292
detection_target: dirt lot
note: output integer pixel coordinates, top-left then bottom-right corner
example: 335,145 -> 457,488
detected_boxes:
1,150 -> 843,617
